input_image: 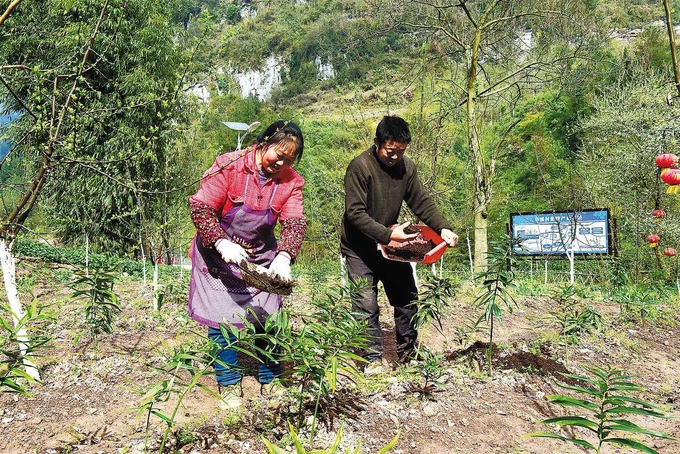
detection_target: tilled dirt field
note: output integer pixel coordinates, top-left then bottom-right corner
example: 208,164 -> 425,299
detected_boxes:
1,261 -> 678,453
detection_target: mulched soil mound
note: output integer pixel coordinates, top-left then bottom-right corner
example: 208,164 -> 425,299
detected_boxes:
446,341 -> 579,385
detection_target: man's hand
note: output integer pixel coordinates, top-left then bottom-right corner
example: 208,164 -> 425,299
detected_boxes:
215,239 -> 248,264
389,221 -> 419,243
440,228 -> 458,247
269,252 -> 292,280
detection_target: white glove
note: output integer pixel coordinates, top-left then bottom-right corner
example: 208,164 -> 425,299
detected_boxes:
215,239 -> 248,264
268,252 -> 292,280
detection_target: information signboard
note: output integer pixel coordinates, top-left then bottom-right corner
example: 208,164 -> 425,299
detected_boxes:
509,209 -> 612,256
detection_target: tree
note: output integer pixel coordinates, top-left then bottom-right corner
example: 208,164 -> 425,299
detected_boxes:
0,0 -> 192,378
375,0 -> 602,271
0,0 -> 194,258
579,66 -> 680,282
661,0 -> 680,99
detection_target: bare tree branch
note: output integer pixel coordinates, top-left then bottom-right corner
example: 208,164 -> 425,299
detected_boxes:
0,0 -> 22,27
0,73 -> 36,119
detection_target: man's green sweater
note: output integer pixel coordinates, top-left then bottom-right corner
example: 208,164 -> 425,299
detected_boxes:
341,146 -> 452,251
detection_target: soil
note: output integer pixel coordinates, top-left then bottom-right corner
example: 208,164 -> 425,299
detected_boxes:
402,225 -> 421,235
383,226 -> 437,262
1,260 -> 679,454
239,260 -> 296,295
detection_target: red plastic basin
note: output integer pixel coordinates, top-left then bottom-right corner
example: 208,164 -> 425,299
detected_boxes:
379,224 -> 448,264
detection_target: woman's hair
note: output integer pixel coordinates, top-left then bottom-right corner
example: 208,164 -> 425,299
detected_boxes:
257,120 -> 304,162
375,115 -> 411,146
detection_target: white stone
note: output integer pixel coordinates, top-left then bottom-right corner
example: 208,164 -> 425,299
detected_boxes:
232,56 -> 283,101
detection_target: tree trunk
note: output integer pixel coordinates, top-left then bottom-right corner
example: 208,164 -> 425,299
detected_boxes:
473,207 -> 488,274
0,239 -> 40,380
662,0 -> 680,98
467,28 -> 489,273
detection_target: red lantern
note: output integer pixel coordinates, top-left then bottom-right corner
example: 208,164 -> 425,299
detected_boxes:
653,209 -> 667,219
656,153 -> 679,168
647,234 -> 660,248
662,169 -> 680,194
661,168 -> 680,184
664,247 -> 677,257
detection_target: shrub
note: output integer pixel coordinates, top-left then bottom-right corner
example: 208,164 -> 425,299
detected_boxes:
16,236 -> 151,276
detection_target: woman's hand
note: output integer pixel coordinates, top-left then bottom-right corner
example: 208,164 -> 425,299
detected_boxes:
269,252 -> 292,280
440,228 -> 458,247
215,239 -> 248,264
389,221 -> 419,243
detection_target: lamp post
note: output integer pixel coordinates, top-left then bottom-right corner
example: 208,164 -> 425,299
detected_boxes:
222,120 -> 261,150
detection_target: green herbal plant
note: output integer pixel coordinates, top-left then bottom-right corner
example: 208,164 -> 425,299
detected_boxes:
550,285 -> 603,343
452,316 -> 479,348
69,267 -> 121,338
0,298 -> 53,394
405,348 -> 446,398
262,422 -> 400,454
132,335 -> 223,453
610,286 -> 658,324
473,236 -> 519,375
251,283 -> 369,433
411,275 -> 455,334
529,365 -> 674,453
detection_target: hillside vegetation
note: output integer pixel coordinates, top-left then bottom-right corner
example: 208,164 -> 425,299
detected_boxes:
1,1 -> 680,452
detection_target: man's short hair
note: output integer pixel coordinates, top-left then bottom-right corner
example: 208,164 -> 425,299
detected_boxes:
375,116 -> 411,145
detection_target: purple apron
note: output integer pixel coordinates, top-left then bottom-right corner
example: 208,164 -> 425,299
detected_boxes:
189,176 -> 282,329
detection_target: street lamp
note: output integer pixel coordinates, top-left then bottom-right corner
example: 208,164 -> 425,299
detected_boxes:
222,120 -> 261,150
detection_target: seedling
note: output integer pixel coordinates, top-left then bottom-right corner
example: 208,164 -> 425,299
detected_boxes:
0,298 -> 53,393
258,283 -> 369,434
69,267 -> 120,339
550,286 -> 603,342
262,422 -> 400,453
529,365 -> 674,453
610,286 -> 658,324
473,236 -> 520,375
131,334 -> 224,453
405,348 -> 446,399
411,275 -> 455,334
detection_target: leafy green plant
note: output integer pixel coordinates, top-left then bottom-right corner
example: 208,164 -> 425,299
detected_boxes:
305,266 -> 330,301
529,365 -> 674,453
611,286 -> 658,324
473,236 -> 519,374
411,275 -> 455,334
550,285 -> 603,342
453,316 -> 479,348
132,336 -> 221,453
152,282 -> 179,311
556,303 -> 603,338
252,283 -> 369,433
16,237 -> 145,275
262,422 -> 400,454
514,278 -> 548,297
404,348 -> 445,398
70,268 -> 121,338
0,298 -> 53,394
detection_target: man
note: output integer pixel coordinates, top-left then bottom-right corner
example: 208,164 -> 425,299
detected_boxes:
341,115 -> 458,373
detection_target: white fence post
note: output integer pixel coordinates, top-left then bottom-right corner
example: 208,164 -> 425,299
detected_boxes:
0,239 -> 40,380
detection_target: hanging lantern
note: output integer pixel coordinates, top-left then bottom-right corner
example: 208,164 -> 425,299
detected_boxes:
646,234 -> 660,247
652,209 -> 667,220
664,247 -> 677,257
656,153 -> 679,170
661,168 -> 680,194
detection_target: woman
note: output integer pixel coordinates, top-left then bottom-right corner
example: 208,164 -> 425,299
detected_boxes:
188,120 -> 306,409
